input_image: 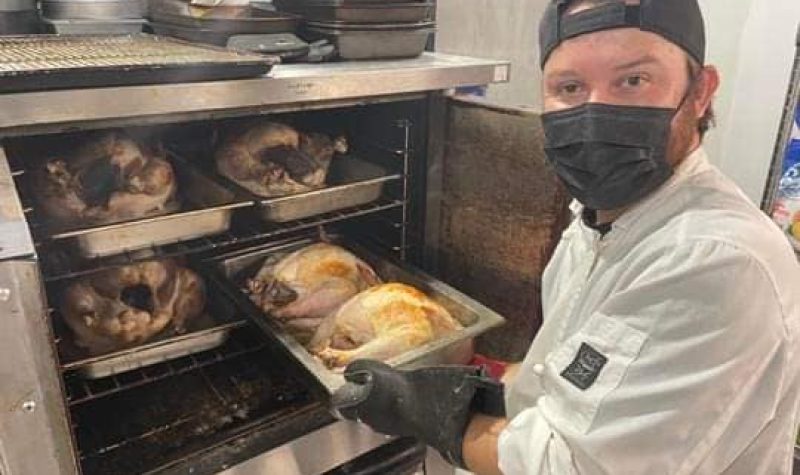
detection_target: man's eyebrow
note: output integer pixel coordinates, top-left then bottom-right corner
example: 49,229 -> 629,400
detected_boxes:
613,55 -> 662,71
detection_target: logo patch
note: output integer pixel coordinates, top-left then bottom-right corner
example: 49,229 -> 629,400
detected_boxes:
560,343 -> 608,390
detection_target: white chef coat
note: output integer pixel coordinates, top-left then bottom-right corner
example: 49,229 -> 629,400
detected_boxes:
498,147 -> 800,475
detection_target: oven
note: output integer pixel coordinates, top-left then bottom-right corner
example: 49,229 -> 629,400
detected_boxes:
0,54 -> 568,475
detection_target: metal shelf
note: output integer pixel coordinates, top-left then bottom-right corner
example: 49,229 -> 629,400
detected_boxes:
0,53 -> 510,137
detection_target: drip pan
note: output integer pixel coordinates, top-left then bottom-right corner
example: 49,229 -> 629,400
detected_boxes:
206,235 -> 506,393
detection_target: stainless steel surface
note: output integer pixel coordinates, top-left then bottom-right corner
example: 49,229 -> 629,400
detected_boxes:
69,319 -> 245,379
44,18 -> 145,33
217,421 -> 392,475
0,147 -> 35,261
0,260 -> 79,475
0,53 -> 510,136
249,156 -> 401,222
306,23 -> 434,60
42,0 -> 145,19
44,159 -> 251,258
212,236 -> 506,394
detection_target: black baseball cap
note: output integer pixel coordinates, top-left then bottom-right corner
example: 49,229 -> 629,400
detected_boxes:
539,0 -> 706,68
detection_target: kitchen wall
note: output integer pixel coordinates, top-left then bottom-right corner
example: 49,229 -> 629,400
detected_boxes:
435,0 -> 800,204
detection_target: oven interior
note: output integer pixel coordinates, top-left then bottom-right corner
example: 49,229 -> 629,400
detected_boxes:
4,98 -> 430,475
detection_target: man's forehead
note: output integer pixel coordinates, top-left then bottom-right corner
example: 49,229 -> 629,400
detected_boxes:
543,27 -> 685,75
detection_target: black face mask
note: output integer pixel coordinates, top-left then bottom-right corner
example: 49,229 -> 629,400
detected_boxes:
542,101 -> 684,211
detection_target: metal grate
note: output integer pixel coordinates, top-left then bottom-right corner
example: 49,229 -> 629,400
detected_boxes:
36,198 -> 404,283
70,332 -> 319,475
0,34 -> 267,73
64,327 -> 269,406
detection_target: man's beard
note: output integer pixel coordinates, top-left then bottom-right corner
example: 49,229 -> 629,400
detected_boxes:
666,97 -> 701,167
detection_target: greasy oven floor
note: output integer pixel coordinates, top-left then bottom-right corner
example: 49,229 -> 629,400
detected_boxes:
65,324 -> 332,475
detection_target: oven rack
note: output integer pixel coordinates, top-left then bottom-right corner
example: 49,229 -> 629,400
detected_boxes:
37,197 -> 405,283
63,324 -> 270,407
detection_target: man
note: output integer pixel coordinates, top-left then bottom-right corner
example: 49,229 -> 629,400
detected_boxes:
333,0 -> 800,473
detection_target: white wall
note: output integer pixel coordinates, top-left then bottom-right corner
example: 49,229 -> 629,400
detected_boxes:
435,0 -> 800,204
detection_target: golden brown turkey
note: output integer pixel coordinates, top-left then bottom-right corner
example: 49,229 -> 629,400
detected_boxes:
35,132 -> 177,226
215,122 -> 348,198
310,283 -> 464,369
246,243 -> 380,346
61,259 -> 205,355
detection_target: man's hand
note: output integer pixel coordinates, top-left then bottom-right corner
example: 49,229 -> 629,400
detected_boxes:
332,360 -> 505,468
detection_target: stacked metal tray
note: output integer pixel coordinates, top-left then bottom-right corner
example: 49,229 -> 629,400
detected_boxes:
273,0 -> 433,24
0,34 -> 276,93
205,236 -> 506,393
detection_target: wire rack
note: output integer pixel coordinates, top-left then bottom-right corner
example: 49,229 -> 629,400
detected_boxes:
63,326 -> 269,406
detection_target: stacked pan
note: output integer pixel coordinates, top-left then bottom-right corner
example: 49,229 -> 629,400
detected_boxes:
0,0 -> 42,34
274,0 -> 435,60
41,0 -> 146,34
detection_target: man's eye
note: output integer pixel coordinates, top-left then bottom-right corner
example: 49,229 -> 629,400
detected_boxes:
558,82 -> 583,95
622,74 -> 646,88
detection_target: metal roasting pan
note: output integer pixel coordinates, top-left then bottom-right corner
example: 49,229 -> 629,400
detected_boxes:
206,235 -> 506,394
148,0 -> 300,34
214,154 -> 402,223
302,21 -> 434,60
58,275 -> 247,379
44,154 -> 252,258
273,0 -> 433,24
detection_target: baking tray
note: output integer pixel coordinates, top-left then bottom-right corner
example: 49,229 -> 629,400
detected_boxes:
216,154 -> 402,222
0,34 -> 275,94
57,272 -> 247,379
206,236 -> 506,393
41,154 -> 252,258
148,0 -> 300,34
302,21 -> 433,60
273,0 -> 433,24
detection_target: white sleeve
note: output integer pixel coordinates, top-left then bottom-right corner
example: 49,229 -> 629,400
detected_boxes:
498,240 -> 788,475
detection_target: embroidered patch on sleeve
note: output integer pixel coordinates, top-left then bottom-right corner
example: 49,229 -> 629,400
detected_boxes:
560,343 -> 608,390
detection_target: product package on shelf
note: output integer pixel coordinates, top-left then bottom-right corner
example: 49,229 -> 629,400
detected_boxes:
771,101 -> 800,251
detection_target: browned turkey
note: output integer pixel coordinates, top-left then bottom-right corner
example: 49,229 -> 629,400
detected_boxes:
311,283 -> 463,369
35,132 -> 177,226
215,122 -> 348,198
61,259 -> 205,355
246,243 -> 379,346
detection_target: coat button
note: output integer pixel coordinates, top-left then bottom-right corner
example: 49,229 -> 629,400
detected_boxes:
533,363 -> 545,376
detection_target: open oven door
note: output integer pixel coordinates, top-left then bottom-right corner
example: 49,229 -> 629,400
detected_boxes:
424,95 -> 571,362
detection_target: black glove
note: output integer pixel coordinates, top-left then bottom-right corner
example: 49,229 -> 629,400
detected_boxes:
331,359 -> 505,468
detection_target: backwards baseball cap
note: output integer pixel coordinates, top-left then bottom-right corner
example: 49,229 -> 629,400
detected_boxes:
539,0 -> 706,68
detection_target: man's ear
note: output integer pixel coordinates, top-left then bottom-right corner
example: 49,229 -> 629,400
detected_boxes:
693,65 -> 720,120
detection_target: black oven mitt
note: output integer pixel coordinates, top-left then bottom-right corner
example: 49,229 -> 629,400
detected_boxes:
331,360 -> 505,469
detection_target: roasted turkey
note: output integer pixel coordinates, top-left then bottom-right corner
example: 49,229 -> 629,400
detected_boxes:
246,243 -> 379,345
311,283 -> 463,368
35,132 -> 177,226
215,122 -> 348,198
61,259 -> 205,355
